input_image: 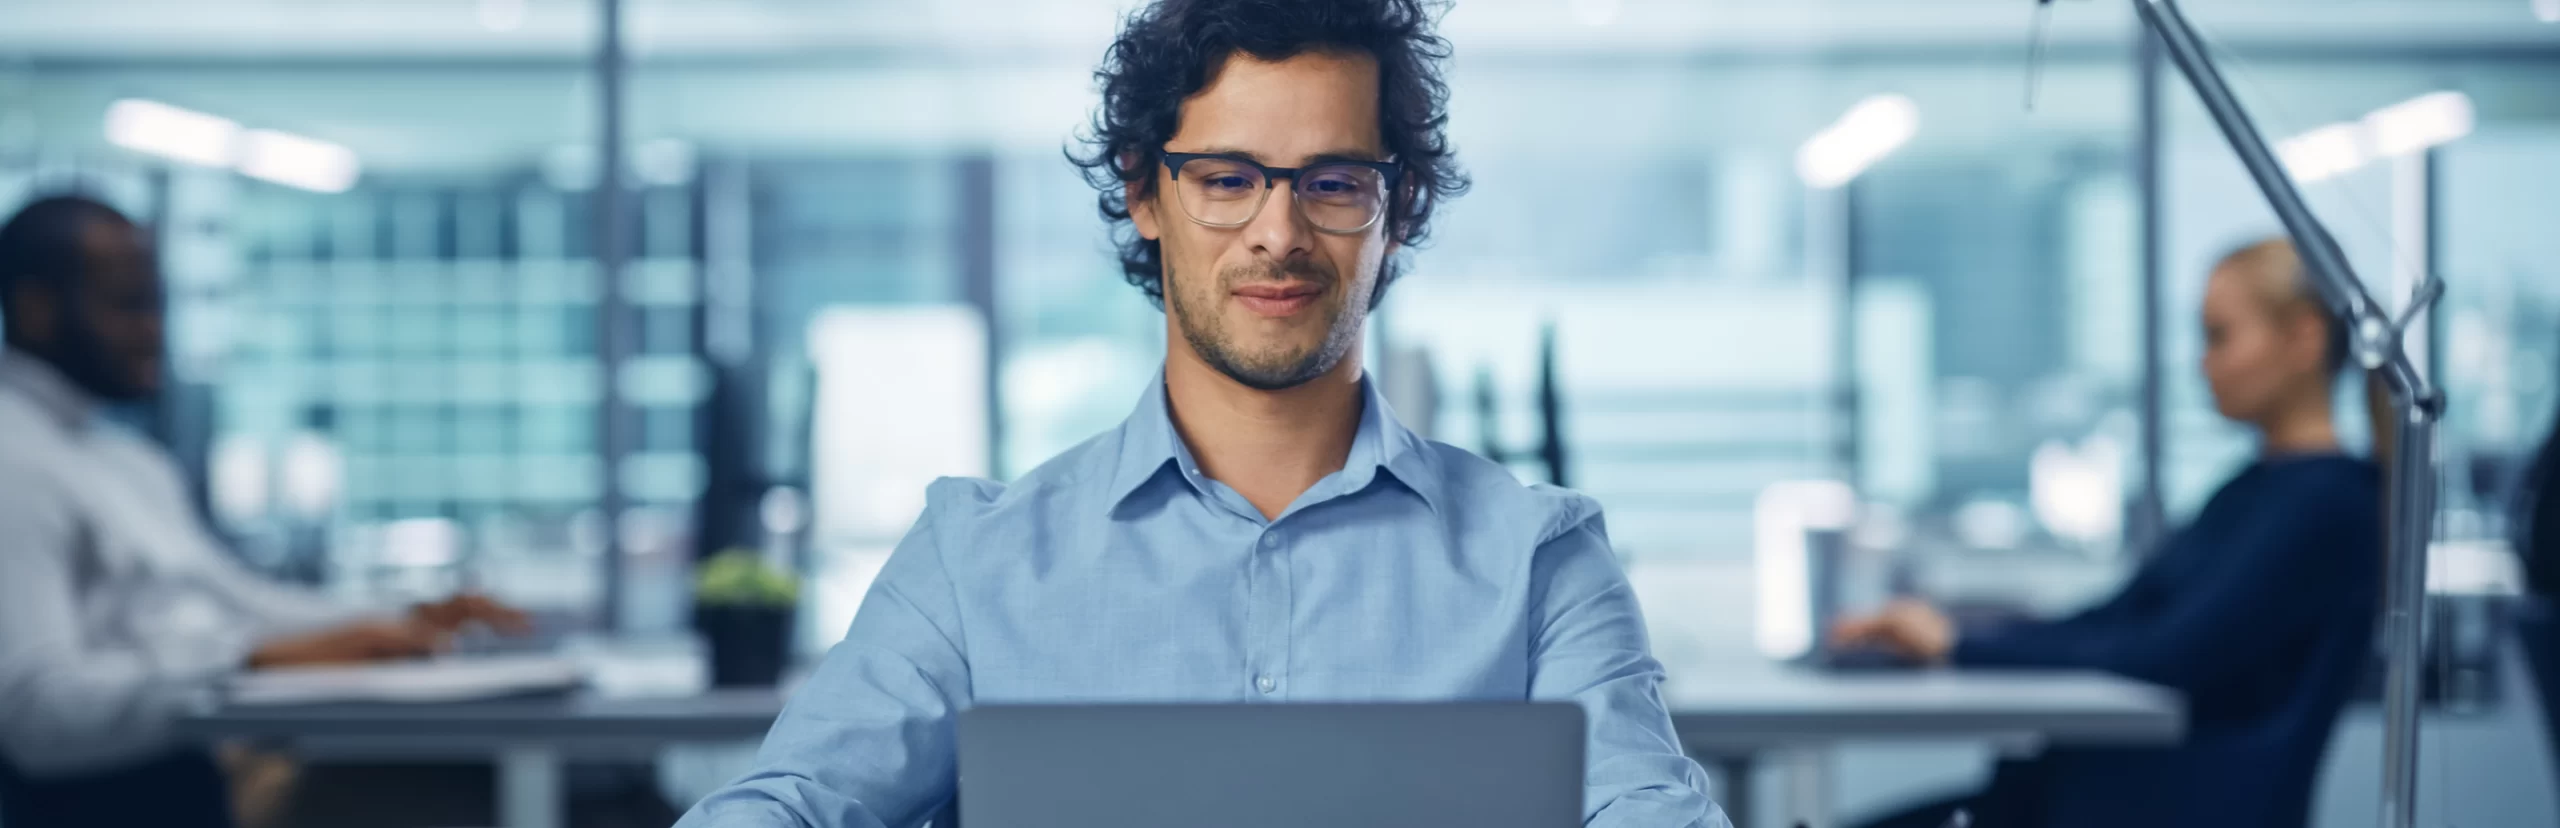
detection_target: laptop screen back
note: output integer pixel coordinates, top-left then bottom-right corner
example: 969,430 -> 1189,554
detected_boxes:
957,702 -> 1586,828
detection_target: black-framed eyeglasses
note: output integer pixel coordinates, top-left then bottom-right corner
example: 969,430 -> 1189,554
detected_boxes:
1160,151 -> 1403,235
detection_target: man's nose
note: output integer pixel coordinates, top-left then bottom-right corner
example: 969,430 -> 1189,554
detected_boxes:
1240,178 -> 1317,264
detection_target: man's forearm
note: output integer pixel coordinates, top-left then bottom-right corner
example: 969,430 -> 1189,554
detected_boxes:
677,773 -> 899,828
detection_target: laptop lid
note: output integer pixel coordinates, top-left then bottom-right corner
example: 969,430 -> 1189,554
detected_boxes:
957,702 -> 1586,828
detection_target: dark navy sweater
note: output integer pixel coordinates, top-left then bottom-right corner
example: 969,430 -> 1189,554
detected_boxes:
1954,454 -> 2382,828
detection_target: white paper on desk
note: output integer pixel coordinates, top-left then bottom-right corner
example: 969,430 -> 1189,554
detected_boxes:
226,654 -> 586,706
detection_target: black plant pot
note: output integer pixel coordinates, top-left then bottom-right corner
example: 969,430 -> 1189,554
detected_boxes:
695,604 -> 794,688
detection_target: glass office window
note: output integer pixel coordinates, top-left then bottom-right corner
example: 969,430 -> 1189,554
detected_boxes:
2158,54 -> 2560,522
12,0 -> 2549,642
995,149 -> 1170,477
2440,128 -> 2560,527
0,28 -> 714,625
1387,54 -> 2139,563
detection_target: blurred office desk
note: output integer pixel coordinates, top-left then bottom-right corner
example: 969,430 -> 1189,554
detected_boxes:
187,658 -> 2181,828
1660,663 -> 2185,828
183,688 -> 787,828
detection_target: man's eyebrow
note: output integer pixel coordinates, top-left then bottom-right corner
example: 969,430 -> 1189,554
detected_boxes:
1303,148 -> 1390,164
1180,147 -> 1388,166
1184,146 -> 1269,164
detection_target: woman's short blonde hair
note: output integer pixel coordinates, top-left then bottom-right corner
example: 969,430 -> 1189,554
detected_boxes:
2214,237 -> 2349,373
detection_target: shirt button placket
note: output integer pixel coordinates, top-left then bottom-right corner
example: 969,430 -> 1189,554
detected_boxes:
1248,528 -> 1290,699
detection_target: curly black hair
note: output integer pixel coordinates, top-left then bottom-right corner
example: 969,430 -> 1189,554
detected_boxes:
0,194 -> 131,348
1068,0 -> 1469,309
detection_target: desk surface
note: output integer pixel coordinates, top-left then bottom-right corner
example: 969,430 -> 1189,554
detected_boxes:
186,665 -> 2182,755
182,688 -> 786,749
1661,667 -> 2184,752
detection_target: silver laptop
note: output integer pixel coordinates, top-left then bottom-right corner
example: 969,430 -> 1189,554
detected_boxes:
956,702 -> 1586,828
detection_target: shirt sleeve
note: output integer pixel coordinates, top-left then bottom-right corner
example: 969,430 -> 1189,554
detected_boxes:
122,432 -> 377,638
1953,558 -> 2159,646
1526,498 -> 1733,828
1951,484 -> 2378,694
674,478 -> 988,828
0,464 -> 245,777
196,553 -> 382,639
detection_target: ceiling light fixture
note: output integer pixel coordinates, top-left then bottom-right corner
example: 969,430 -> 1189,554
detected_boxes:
238,129 -> 363,193
103,99 -> 238,168
2277,90 -> 2474,184
1796,94 -> 1920,189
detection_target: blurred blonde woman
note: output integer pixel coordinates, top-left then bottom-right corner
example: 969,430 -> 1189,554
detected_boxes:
1837,237 -> 2389,828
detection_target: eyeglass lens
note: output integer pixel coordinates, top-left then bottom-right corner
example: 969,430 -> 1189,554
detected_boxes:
1173,157 -> 1387,232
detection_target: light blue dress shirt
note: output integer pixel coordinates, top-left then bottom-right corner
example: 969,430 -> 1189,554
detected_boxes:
678,375 -> 1727,828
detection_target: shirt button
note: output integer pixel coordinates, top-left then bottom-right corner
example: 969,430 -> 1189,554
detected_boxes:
1256,675 -> 1277,694
1259,533 -> 1279,549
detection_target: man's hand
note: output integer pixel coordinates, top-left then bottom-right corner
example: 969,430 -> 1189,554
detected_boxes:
1830,598 -> 1957,664
409,593 -> 533,636
246,594 -> 529,670
248,619 -> 448,669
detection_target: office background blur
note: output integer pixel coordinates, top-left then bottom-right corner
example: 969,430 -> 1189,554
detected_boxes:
1,0 -> 2554,825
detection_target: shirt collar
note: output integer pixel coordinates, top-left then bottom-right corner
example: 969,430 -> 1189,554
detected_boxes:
0,349 -> 97,431
1101,371 -> 1442,517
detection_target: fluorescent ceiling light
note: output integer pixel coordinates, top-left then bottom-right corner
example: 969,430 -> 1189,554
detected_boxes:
1795,94 -> 1919,189
104,99 -> 363,193
2278,90 -> 2474,184
2363,91 -> 2473,158
238,129 -> 361,193
2537,0 -> 2560,24
2277,122 -> 2366,184
103,98 -> 238,167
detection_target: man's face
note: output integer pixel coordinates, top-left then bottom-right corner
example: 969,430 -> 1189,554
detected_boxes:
1131,50 -> 1394,391
17,220 -> 166,400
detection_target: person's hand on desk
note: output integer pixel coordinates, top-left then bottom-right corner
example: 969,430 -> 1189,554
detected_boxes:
1830,598 -> 1958,665
247,619 -> 450,668
247,594 -> 532,669
409,592 -> 533,636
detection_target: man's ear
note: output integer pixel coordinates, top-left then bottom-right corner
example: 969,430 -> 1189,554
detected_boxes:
1127,149 -> 1168,241
3,282 -> 59,347
1385,177 -> 1420,253
1129,179 -> 1162,242
2290,306 -> 2333,373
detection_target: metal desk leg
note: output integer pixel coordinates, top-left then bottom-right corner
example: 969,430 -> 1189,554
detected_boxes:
1781,747 -> 1834,828
499,746 -> 564,828
1710,755 -> 1756,828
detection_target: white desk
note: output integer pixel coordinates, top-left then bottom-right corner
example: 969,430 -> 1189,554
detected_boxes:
184,688 -> 785,828
185,661 -> 2180,828
1661,664 -> 2186,827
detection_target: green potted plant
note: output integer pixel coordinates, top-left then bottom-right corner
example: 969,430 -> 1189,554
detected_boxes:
693,549 -> 800,687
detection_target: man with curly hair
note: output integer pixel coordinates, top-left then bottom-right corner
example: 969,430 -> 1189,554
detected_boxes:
677,1 -> 1725,826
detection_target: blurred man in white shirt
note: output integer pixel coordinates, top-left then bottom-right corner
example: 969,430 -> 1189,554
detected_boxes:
0,194 -> 527,828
